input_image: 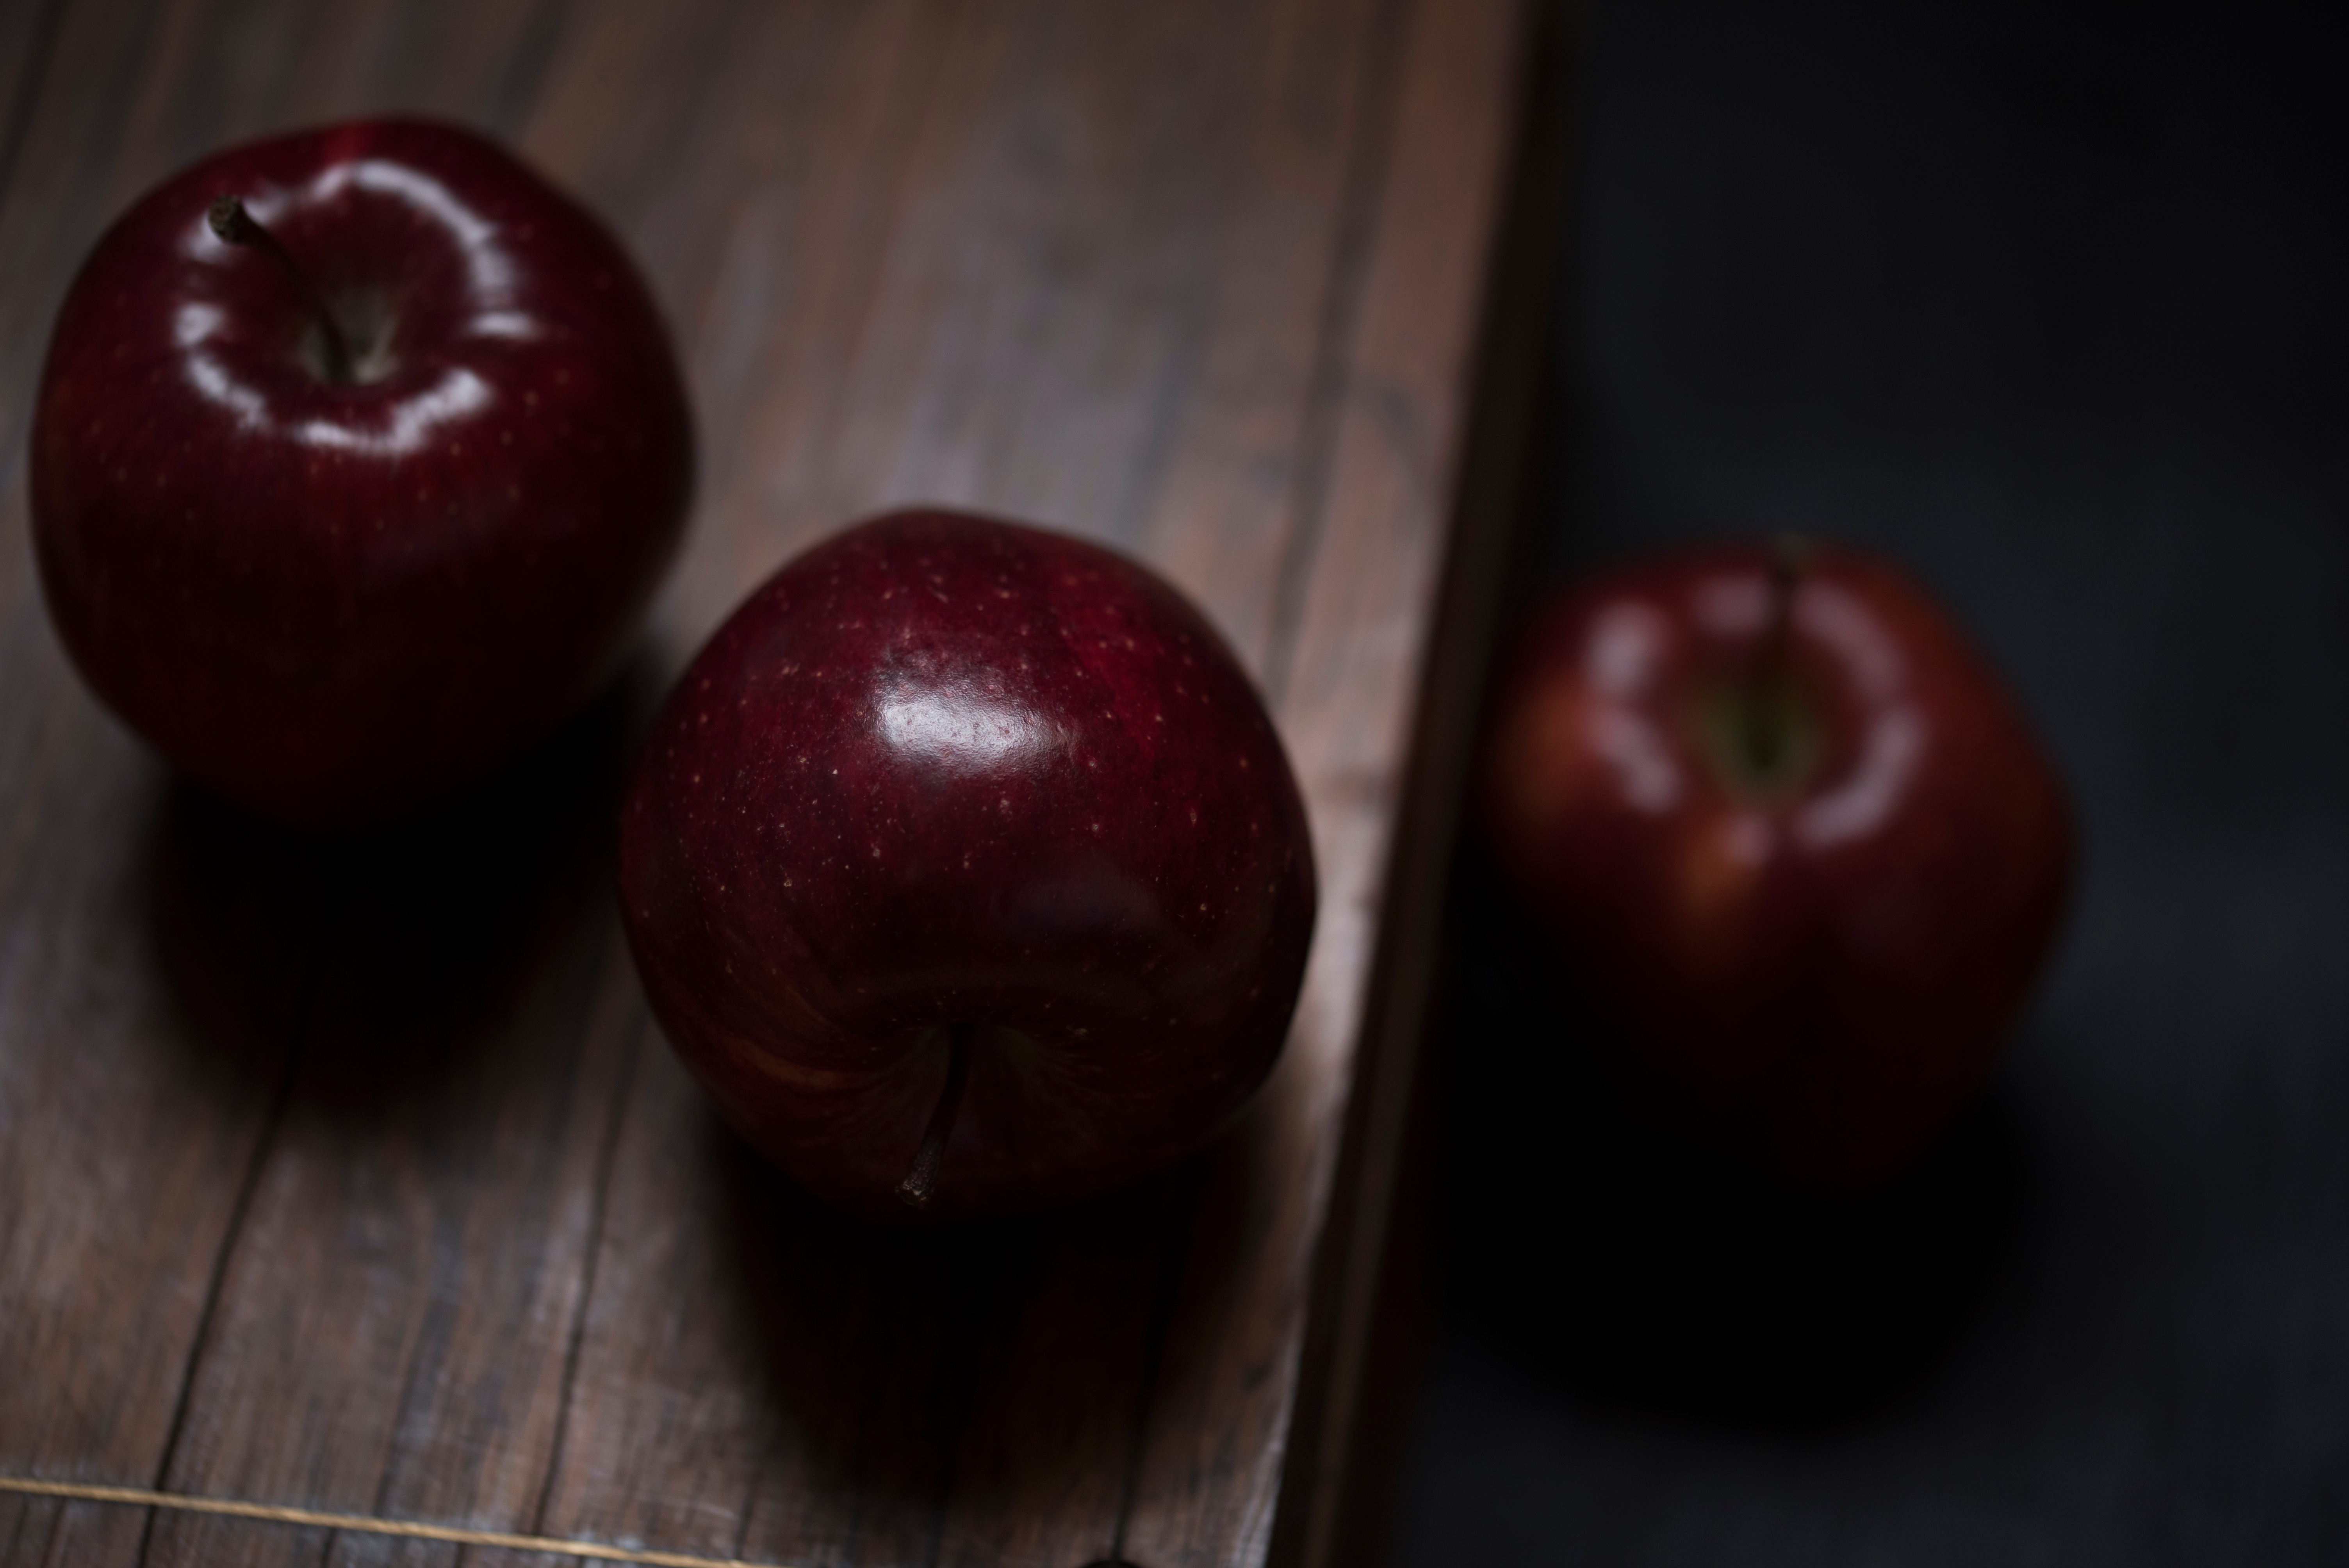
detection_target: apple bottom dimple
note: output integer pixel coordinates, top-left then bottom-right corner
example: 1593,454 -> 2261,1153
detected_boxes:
678,1017 -> 1280,1224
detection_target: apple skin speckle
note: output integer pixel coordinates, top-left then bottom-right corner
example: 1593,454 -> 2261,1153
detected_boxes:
619,510 -> 1317,1223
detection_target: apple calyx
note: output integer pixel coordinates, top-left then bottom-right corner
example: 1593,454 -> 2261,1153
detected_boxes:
895,1024 -> 977,1211
1695,533 -> 1821,799
207,193 -> 358,385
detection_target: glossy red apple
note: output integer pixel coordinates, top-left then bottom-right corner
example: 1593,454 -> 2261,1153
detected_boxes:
618,510 -> 1317,1223
32,118 -> 692,830
1478,539 -> 2072,1190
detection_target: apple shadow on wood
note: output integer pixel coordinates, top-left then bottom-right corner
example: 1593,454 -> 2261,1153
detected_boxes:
1431,848 -> 2032,1431
139,651 -> 663,1121
134,624 -> 1251,1535
713,1131 -> 1163,1513
706,1080 -> 1255,1527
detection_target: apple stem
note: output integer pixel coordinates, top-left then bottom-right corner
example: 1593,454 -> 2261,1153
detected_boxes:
1741,533 -> 1811,773
208,195 -> 356,385
896,1024 -> 975,1211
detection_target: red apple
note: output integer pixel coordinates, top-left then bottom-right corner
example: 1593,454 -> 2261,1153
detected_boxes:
1477,539 -> 2071,1190
618,510 -> 1317,1223
32,118 -> 692,830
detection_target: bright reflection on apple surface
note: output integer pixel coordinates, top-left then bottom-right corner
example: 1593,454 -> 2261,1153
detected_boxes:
1589,707 -> 1684,814
171,152 -> 533,456
1576,601 -> 1688,813
879,687 -> 1059,772
294,368 -> 493,454
315,159 -> 520,303
1587,601 -> 1670,697
1799,580 -> 1907,700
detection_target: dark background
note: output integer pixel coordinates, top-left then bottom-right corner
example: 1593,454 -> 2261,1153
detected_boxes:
1392,1 -> 2349,1563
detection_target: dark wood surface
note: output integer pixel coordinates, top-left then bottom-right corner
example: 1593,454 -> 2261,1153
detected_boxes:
0,3 -> 1529,1566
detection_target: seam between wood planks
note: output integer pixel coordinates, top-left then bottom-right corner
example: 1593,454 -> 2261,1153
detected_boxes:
0,0 -> 68,221
533,989 -> 653,1544
1258,0 -> 1415,711
132,864 -> 344,1568
0,1477 -> 803,1568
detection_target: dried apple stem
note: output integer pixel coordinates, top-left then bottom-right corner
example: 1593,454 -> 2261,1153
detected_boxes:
896,1024 -> 975,1211
208,194 -> 355,385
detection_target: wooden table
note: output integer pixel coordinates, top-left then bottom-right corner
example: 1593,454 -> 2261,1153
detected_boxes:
0,2 -> 1548,1564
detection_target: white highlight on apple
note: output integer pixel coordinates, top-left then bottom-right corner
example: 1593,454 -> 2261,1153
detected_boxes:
1586,601 -> 1670,697
1580,603 -> 1683,813
307,159 -> 525,321
175,303 -> 269,427
1590,709 -> 1683,814
174,302 -> 224,348
1797,706 -> 1925,848
1800,583 -> 1907,700
294,366 -> 493,455
880,689 -> 1055,769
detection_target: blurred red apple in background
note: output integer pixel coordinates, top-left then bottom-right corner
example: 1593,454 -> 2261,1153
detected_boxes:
619,510 -> 1317,1223
32,118 -> 692,830
1477,538 -> 2072,1190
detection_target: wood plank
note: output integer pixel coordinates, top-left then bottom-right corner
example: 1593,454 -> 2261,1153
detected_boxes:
0,6 -> 658,1568
148,762 -> 651,1568
118,4 -> 741,1558
0,0 -> 68,244
0,0 -> 1533,1564
0,0 -> 548,1492
1265,7 -> 1575,1562
525,5 -> 1421,1564
1117,0 -> 1529,1562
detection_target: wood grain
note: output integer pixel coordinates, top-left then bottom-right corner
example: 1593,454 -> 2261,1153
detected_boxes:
0,2 -> 1533,1564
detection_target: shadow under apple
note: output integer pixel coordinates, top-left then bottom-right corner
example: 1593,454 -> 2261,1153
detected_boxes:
707,1089 -> 1227,1540
1431,851 -> 2032,1433
131,625 -> 1280,1543
139,652 -> 665,1121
